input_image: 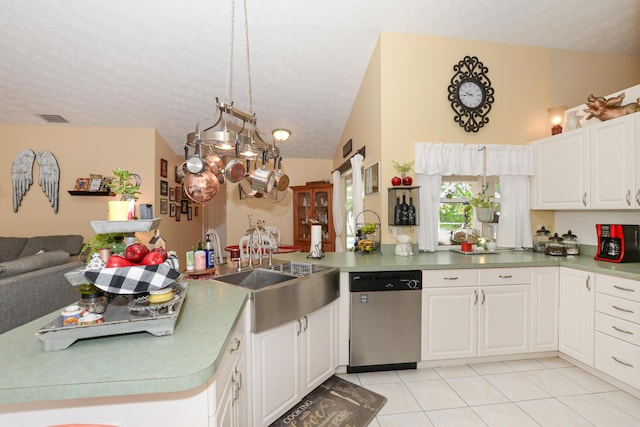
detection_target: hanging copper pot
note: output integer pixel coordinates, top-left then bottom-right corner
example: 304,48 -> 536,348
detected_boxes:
183,170 -> 219,203
204,153 -> 225,175
274,156 -> 290,191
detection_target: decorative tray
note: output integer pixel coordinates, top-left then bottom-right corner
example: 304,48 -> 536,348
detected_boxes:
35,283 -> 188,351
449,249 -> 499,255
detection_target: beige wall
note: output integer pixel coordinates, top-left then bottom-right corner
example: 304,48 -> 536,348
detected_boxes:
335,33 -> 640,245
0,124 -> 199,265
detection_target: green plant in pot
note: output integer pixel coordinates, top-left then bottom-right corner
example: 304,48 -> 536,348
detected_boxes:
468,191 -> 495,222
108,168 -> 141,221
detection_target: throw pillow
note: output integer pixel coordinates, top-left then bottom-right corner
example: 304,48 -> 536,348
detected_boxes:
0,237 -> 28,262
0,250 -> 70,279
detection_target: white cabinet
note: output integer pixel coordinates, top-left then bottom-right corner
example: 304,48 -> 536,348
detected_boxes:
478,284 -> 531,356
594,274 -> 640,389
250,301 -> 337,427
422,268 -> 531,361
531,114 -> 640,210
590,115 -> 637,209
531,267 -> 560,352
531,129 -> 589,209
210,307 -> 248,427
559,267 -> 595,366
423,286 -> 478,360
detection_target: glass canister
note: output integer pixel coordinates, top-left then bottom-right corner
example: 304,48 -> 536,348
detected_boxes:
545,233 -> 566,256
562,230 -> 580,255
78,291 -> 108,314
533,226 -> 551,253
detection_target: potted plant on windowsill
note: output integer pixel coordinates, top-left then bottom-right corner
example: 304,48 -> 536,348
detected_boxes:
107,168 -> 142,221
468,191 -> 495,222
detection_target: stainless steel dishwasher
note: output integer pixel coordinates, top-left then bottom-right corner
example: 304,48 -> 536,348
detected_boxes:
348,270 -> 422,373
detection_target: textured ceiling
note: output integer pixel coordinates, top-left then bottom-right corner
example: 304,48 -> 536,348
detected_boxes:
1,0 -> 639,159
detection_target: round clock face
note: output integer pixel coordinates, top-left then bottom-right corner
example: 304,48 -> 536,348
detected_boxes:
447,56 -> 495,133
458,80 -> 484,109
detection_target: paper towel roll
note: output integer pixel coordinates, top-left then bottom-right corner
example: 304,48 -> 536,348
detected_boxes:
310,225 -> 322,257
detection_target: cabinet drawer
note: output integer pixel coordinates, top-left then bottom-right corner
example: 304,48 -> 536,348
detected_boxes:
595,312 -> 640,346
595,332 -> 640,390
478,267 -> 531,286
422,269 -> 477,287
596,293 -> 640,324
596,274 -> 640,302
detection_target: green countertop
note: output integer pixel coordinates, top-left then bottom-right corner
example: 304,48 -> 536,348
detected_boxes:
275,249 -> 640,279
0,280 -> 249,405
2,249 -> 640,406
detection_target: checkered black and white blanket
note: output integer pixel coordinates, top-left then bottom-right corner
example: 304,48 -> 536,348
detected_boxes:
82,255 -> 181,294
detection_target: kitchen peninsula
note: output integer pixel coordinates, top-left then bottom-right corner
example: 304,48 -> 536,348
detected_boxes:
2,249 -> 640,425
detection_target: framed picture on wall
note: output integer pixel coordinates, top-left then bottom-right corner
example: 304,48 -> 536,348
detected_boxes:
364,162 -> 379,194
169,187 -> 176,201
180,199 -> 189,214
89,178 -> 103,191
170,203 -> 176,217
188,207 -> 193,221
160,180 -> 168,196
160,198 -> 168,214
74,178 -> 90,191
160,158 -> 168,178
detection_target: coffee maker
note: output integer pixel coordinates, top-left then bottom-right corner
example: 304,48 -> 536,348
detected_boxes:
594,224 -> 640,263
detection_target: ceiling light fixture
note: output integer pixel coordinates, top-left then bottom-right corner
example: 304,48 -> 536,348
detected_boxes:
272,129 -> 291,143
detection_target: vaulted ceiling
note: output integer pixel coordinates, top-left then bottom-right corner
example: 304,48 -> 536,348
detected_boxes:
1,0 -> 638,159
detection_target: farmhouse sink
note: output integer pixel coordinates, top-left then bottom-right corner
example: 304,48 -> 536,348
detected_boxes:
213,263 -> 339,333
213,269 -> 297,290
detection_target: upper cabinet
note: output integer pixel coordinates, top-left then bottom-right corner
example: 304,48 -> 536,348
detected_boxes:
530,114 -> 639,210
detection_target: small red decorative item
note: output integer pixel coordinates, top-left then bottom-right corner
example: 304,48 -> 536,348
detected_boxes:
402,176 -> 413,186
391,176 -> 402,186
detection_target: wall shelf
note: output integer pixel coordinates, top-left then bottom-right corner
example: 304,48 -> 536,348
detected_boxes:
68,191 -> 114,196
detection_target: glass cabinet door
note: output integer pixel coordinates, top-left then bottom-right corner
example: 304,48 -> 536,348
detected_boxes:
296,191 -> 312,241
314,190 -> 330,242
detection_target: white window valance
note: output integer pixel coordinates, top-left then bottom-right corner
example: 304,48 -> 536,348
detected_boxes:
414,143 -> 534,176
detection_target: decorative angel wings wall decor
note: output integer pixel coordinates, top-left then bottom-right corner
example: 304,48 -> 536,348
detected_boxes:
11,149 -> 60,213
37,150 -> 60,213
11,149 -> 35,212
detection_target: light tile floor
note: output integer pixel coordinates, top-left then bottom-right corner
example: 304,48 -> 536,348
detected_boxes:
337,357 -> 640,427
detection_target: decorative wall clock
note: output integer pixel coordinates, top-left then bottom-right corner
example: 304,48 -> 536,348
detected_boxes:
447,56 -> 494,132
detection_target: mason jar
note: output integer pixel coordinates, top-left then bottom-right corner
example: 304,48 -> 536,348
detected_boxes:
545,233 -> 566,257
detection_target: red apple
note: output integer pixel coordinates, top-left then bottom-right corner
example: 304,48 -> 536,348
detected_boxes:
402,176 -> 413,186
124,243 -> 149,263
391,176 -> 402,186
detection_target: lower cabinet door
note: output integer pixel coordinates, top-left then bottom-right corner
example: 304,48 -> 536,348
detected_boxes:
478,285 -> 531,356
301,301 -> 336,395
422,287 -> 477,360
251,320 -> 301,427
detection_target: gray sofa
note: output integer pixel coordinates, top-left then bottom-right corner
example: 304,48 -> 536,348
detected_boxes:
0,235 -> 85,334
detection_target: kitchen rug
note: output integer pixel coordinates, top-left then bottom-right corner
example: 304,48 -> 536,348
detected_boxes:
270,375 -> 387,427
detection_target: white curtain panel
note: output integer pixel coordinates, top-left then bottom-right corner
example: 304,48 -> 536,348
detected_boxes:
350,154 -> 364,235
331,170 -> 344,252
414,142 -> 534,250
498,175 -> 533,248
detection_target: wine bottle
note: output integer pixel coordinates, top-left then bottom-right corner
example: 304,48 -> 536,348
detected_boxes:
400,194 -> 409,225
394,197 -> 402,225
408,197 -> 416,225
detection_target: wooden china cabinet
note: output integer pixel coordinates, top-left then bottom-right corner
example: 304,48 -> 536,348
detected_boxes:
291,182 -> 335,253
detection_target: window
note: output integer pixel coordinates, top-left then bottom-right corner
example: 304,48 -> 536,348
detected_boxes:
438,176 -> 500,246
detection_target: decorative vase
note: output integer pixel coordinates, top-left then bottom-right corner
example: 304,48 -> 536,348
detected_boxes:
475,207 -> 494,223
108,200 -> 135,221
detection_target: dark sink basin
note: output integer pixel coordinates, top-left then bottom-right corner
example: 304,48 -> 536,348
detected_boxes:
214,269 -> 297,290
